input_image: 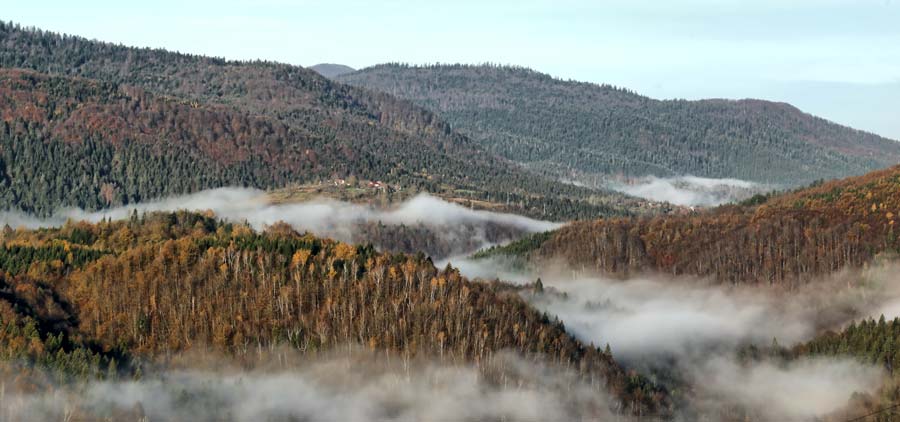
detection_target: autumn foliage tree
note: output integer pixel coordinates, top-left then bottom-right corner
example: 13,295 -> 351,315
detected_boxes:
533,165 -> 900,285
0,211 -> 669,416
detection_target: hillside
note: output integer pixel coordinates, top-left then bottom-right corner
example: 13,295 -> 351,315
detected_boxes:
309,63 -> 356,78
0,23 -> 631,220
337,64 -> 900,186
480,165 -> 900,285
0,211 -> 668,417
783,315 -> 900,418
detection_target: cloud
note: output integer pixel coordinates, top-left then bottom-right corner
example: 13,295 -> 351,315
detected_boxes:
450,258 -> 823,356
450,257 -> 894,419
608,176 -> 766,207
528,277 -> 817,358
0,188 -> 560,259
696,357 -> 882,420
0,351 -> 618,422
480,261 -> 900,360
436,255 -> 538,285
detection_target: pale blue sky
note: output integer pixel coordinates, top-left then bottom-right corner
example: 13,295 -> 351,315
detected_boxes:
5,0 -> 899,139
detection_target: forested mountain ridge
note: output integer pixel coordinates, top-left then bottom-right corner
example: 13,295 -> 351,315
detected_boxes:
482,164 -> 900,285
0,67 -> 458,215
337,63 -> 900,186
0,22 -> 631,220
0,212 -> 669,416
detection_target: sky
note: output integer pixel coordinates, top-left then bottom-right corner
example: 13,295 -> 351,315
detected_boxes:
5,0 -> 900,139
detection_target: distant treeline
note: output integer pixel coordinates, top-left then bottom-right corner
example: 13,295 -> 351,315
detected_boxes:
338,63 -> 900,186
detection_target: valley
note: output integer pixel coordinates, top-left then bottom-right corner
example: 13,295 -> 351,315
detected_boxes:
0,11 -> 899,422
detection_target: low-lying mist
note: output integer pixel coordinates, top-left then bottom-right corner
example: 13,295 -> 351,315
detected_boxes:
608,175 -> 768,207
454,256 -> 894,420
695,356 -> 881,421
0,188 -> 559,259
0,351 -> 618,422
458,258 -> 899,356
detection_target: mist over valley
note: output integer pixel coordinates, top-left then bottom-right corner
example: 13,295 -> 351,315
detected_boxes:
1,6 -> 899,421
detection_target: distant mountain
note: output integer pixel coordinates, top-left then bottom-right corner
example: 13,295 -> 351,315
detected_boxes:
309,63 -> 356,78
0,23 -> 631,220
338,64 -> 900,186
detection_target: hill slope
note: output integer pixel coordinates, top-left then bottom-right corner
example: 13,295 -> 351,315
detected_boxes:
482,165 -> 900,285
785,315 -> 900,417
0,212 -> 668,416
0,23 -> 629,220
338,64 -> 900,186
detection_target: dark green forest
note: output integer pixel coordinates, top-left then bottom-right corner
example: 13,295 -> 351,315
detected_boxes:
782,317 -> 900,421
0,22 -> 632,220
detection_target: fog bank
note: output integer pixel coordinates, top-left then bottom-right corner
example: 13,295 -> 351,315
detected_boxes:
452,257 -> 893,420
0,188 -> 560,259
454,258 -> 899,359
0,352 -> 617,422
696,357 -> 882,421
609,175 -> 768,206
530,277 -> 816,358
